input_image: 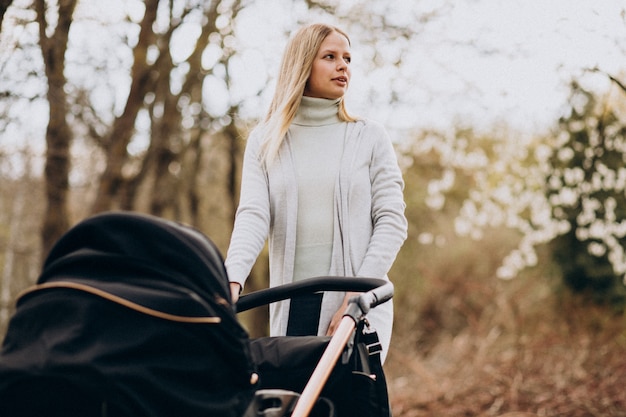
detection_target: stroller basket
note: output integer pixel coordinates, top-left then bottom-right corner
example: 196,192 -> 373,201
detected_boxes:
0,212 -> 392,417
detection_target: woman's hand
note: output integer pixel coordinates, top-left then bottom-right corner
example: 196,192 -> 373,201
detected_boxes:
229,282 -> 242,303
326,292 -> 358,336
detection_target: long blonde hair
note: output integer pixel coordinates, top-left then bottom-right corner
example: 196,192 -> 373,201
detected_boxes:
259,23 -> 358,165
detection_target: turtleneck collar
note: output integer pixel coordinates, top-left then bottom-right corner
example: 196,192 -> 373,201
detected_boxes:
293,96 -> 342,126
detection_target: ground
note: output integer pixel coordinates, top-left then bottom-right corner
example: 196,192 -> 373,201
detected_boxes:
384,277 -> 626,417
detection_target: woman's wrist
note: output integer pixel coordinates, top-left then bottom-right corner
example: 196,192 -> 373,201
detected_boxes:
229,282 -> 242,302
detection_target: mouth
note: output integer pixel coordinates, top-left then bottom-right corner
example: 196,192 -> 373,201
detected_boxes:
333,76 -> 348,85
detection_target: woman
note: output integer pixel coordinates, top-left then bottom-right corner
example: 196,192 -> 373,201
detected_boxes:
225,23 -> 407,362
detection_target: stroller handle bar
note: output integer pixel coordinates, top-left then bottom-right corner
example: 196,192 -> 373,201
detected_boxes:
235,276 -> 391,313
351,280 -> 394,316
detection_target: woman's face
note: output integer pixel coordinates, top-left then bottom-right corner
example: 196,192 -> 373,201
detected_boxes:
304,31 -> 352,100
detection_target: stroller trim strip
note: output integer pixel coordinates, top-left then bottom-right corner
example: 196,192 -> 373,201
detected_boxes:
18,281 -> 222,324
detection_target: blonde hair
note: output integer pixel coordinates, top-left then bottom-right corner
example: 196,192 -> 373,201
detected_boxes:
259,23 -> 358,165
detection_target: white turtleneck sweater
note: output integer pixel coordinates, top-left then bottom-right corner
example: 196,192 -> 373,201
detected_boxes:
289,97 -> 347,281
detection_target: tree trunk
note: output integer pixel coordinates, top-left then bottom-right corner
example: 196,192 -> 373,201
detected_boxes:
147,1 -> 220,218
148,65 -> 179,217
90,0 -> 160,214
35,0 -> 78,258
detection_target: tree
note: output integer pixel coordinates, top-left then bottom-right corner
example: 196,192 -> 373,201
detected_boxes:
444,72 -> 626,307
27,0 -> 251,251
547,78 -> 626,306
88,0 -> 226,217
35,0 -> 78,257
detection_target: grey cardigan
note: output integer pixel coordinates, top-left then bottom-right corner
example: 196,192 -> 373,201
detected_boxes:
225,118 -> 408,359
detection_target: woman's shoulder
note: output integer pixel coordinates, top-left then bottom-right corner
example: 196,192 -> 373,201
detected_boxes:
246,123 -> 265,141
243,124 -> 268,150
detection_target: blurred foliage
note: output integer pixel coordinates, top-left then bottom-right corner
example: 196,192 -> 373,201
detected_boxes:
547,80 -> 626,308
402,72 -> 626,310
390,125 -> 528,348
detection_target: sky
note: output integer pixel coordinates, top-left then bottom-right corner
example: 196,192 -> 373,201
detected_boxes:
423,0 -> 625,132
344,0 -> 626,134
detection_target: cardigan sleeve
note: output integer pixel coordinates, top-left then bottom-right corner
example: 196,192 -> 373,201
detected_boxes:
356,122 -> 408,278
224,128 -> 271,289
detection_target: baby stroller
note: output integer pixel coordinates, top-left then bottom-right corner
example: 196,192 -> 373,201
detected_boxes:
0,212 -> 393,417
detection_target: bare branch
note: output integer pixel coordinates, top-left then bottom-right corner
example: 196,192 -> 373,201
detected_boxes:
586,66 -> 626,96
91,0 -> 161,214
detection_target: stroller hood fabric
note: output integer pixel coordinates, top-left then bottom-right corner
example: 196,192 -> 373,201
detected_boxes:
0,212 -> 257,417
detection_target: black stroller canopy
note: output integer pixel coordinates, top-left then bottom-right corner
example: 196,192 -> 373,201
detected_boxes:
0,211 -> 256,417
39,211 -> 232,312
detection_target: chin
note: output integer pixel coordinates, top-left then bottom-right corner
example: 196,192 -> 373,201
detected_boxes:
326,92 -> 346,100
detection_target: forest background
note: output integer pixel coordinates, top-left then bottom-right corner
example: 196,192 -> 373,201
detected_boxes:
1,0 -> 626,415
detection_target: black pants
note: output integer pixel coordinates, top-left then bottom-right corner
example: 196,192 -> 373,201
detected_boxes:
286,293 -> 323,336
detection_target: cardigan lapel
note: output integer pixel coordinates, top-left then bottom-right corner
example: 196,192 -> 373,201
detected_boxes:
278,134 -> 298,285
330,121 -> 364,277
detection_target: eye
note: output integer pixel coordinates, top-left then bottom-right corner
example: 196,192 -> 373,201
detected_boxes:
324,54 -> 335,60
344,56 -> 351,64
